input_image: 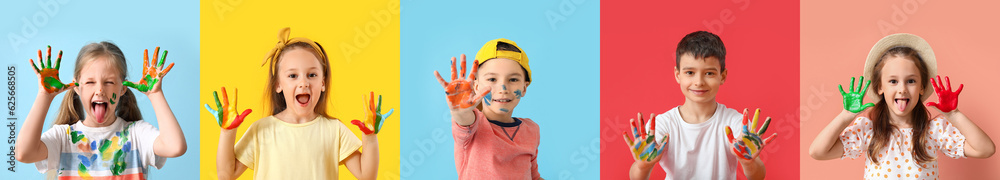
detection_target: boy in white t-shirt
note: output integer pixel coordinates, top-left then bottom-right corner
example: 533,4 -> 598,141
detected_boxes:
625,31 -> 776,180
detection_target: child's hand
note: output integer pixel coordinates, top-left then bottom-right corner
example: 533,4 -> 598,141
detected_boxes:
124,47 -> 174,94
926,75 -> 962,113
726,108 -> 777,161
622,112 -> 668,164
434,54 -> 491,111
839,76 -> 874,113
351,91 -> 394,135
30,45 -> 77,94
204,87 -> 252,130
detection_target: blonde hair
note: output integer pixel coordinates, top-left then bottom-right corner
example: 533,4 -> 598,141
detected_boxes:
53,41 -> 142,125
263,41 -> 334,119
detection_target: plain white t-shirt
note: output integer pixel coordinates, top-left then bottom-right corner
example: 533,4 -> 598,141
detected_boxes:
653,103 -> 742,180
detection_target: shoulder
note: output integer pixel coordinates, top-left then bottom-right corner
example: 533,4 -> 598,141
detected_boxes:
518,117 -> 539,129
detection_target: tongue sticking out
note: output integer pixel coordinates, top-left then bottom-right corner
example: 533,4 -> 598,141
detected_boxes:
93,103 -> 107,123
895,99 -> 907,112
296,94 -> 310,105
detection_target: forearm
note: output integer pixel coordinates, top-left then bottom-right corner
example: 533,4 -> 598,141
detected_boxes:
945,110 -> 995,158
148,92 -> 187,157
216,130 -> 239,180
14,92 -> 55,163
452,110 -> 476,126
740,158 -> 766,180
809,110 -> 854,160
359,134 -> 379,180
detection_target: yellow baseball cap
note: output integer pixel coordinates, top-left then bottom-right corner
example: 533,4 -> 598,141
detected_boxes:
475,38 -> 531,80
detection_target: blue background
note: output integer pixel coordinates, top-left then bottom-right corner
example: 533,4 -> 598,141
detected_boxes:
1,0 -> 200,179
400,0 -> 600,179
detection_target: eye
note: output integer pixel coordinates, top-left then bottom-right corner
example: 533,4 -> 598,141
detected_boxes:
906,79 -> 917,84
308,73 -> 318,78
288,74 -> 298,78
685,71 -> 694,75
104,81 -> 115,85
888,79 -> 898,84
85,81 -> 96,85
487,78 -> 497,82
509,78 -> 520,82
706,72 -> 715,76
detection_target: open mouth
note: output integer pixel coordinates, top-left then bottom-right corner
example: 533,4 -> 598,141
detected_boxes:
894,98 -> 910,112
91,101 -> 108,123
295,93 -> 311,107
492,98 -> 513,104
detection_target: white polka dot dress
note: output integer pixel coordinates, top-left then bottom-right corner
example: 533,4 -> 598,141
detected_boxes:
840,116 -> 966,180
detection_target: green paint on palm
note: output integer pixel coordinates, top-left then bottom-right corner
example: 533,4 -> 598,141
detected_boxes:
43,77 -> 64,89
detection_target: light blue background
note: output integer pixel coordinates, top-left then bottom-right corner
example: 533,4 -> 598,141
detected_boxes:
1,0 -> 199,179
400,0 -> 600,179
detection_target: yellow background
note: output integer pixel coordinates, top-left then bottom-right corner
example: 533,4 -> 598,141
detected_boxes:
199,0 -> 400,179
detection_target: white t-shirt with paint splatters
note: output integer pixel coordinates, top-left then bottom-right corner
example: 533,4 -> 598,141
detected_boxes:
34,117 -> 165,179
840,116 -> 966,179
653,103 -> 743,180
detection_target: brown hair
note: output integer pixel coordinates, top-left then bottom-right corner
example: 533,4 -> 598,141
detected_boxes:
54,41 -> 142,125
675,31 -> 726,71
867,46 -> 933,164
264,41 -> 334,119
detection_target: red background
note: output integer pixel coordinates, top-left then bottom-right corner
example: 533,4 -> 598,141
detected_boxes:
600,0 -> 800,179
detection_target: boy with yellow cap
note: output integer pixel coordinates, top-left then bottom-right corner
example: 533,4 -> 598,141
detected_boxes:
434,38 -> 541,179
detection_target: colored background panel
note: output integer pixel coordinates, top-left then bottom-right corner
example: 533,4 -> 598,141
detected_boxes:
0,1 -> 200,179
200,0 -> 400,179
600,0 -> 799,179
800,1 -> 1000,179
400,0 -> 599,179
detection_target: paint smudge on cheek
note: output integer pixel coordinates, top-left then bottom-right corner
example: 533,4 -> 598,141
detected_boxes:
500,108 -> 509,112
514,89 -> 523,99
483,93 -> 493,106
110,93 -> 117,105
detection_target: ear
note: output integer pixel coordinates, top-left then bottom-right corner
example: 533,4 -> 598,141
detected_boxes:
74,85 -> 81,96
275,82 -> 282,93
720,69 -> 728,84
521,81 -> 530,97
674,68 -> 681,83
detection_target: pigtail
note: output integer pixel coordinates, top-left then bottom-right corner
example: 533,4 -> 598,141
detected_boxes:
116,89 -> 142,122
53,89 -> 84,125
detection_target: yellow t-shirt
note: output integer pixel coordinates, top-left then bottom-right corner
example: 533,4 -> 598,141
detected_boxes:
234,115 -> 362,179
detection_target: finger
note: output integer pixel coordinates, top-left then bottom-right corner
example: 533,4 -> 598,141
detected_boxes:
46,46 -> 52,69
203,104 -> 218,114
221,87 -> 230,107
227,109 -> 252,130
30,59 -> 40,73
762,133 -> 777,145
857,76 -> 865,92
757,117 -> 771,135
629,118 -> 638,139
351,120 -> 375,134
123,81 -> 140,90
64,81 -> 78,89
930,76 -> 940,92
469,86 -> 492,104
143,49 -> 150,69
160,63 -> 175,77
944,76 -> 952,92
861,80 -> 871,97
636,112 -> 644,137
434,71 -> 449,88
850,77 -> 856,93
751,108 -> 760,133
955,84 -> 964,94
159,50 -> 168,69
152,47 -> 160,68
648,113 -> 656,134
450,57 -> 457,80
55,50 -> 63,70
741,108 -> 749,126
622,131 -> 634,147
459,54 -> 467,79
838,85 -> 846,96
926,102 -> 939,108
37,49 -> 45,69
725,126 -> 735,142
469,59 -> 479,81
861,103 -> 874,110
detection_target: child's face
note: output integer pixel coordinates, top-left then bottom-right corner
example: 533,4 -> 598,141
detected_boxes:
475,58 -> 529,115
674,54 -> 726,104
275,48 -> 326,117
877,56 -> 924,116
74,56 -> 125,126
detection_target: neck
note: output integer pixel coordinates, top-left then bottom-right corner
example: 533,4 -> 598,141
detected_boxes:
483,108 -> 515,123
888,111 -> 913,128
275,110 -> 319,124
81,116 -> 115,127
679,100 -> 718,124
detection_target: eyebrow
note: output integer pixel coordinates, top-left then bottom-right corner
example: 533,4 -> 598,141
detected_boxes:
483,72 -> 524,77
680,67 -> 719,71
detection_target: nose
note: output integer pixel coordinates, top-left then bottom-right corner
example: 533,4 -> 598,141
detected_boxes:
497,84 -> 509,94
